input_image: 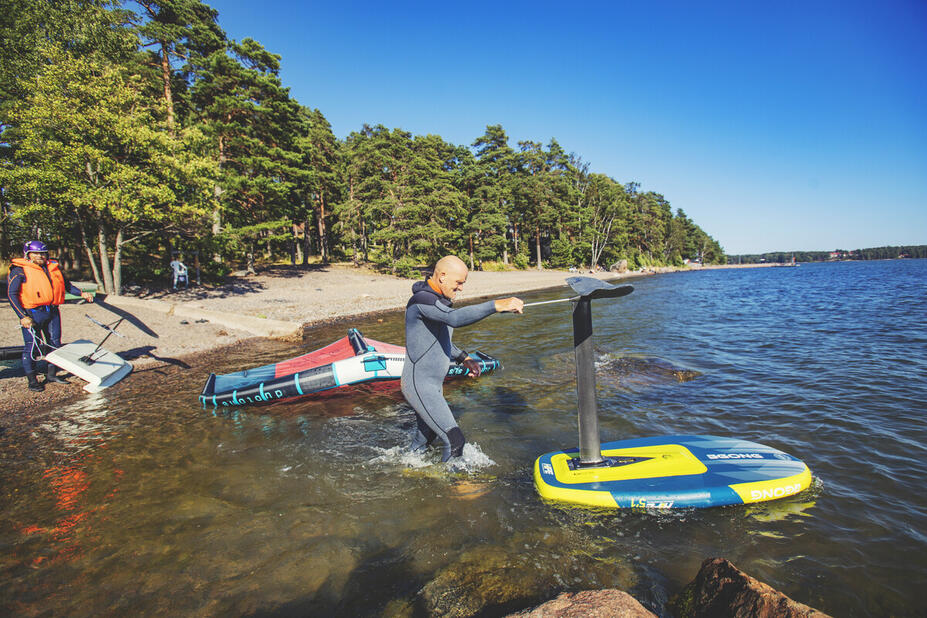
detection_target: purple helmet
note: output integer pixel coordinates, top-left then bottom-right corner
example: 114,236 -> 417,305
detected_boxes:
23,240 -> 48,255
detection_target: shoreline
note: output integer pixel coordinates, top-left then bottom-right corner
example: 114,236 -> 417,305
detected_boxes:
1,262 -> 780,413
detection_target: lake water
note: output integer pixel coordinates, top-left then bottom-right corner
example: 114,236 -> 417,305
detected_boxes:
1,260 -> 925,616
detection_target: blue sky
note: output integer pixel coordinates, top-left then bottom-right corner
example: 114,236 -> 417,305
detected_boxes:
205,0 -> 926,254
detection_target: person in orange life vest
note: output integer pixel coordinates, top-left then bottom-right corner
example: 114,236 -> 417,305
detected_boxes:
7,241 -> 94,392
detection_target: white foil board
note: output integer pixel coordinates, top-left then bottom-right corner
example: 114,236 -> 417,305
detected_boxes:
45,339 -> 132,393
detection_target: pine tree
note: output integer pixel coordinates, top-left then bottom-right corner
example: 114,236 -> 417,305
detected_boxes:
405,134 -> 467,264
470,125 -> 515,267
512,140 -> 572,269
192,38 -> 303,271
294,107 -> 342,264
133,0 -> 225,133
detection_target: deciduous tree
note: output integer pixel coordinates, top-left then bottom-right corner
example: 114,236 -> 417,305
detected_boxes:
3,48 -> 216,294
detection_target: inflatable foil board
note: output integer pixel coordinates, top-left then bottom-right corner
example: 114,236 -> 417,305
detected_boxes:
200,328 -> 501,408
45,339 -> 133,393
534,434 -> 812,509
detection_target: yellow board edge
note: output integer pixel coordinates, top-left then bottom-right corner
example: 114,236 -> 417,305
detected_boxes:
533,458 -> 619,507
729,465 -> 813,504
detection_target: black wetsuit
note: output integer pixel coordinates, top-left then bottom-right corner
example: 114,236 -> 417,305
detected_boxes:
401,281 -> 497,461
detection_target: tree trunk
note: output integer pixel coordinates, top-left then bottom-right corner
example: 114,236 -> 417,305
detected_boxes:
535,225 -> 543,270
97,224 -> 115,294
317,194 -> 328,263
468,234 -> 474,270
160,42 -> 174,135
289,227 -> 297,265
347,182 -> 359,267
165,234 -> 174,275
77,218 -> 103,289
361,218 -> 368,262
302,214 -> 311,265
212,135 -> 226,263
292,223 -> 301,265
113,227 -> 123,295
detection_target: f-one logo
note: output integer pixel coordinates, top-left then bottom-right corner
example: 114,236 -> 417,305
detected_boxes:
631,498 -> 674,509
751,483 -> 802,501
541,463 -> 554,476
707,453 -> 764,460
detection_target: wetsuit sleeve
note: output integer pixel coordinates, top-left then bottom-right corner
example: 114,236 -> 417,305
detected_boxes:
7,268 -> 28,319
449,340 -> 466,362
415,299 -> 497,329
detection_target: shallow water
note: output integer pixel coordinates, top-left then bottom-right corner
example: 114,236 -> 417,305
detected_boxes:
2,260 -> 925,616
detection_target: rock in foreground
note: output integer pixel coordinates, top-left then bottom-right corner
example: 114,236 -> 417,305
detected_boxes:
506,589 -> 656,617
670,557 -> 831,618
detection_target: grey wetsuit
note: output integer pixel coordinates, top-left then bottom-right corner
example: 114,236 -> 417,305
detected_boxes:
401,281 -> 497,461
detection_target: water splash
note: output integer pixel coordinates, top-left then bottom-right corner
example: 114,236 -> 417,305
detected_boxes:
447,443 -> 496,473
370,444 -> 437,469
370,442 -> 496,475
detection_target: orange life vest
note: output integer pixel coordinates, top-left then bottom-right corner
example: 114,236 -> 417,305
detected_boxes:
11,257 -> 66,309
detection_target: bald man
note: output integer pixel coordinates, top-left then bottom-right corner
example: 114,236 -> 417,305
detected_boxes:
402,256 -> 523,461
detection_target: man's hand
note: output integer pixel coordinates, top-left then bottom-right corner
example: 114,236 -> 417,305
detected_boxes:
81,292 -> 94,303
20,316 -> 34,329
494,297 -> 524,314
462,358 -> 482,378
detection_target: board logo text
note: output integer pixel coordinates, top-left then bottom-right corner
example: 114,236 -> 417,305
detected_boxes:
750,483 -> 803,501
707,453 -> 763,460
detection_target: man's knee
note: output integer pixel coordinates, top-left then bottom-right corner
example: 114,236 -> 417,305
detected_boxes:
447,426 -> 465,458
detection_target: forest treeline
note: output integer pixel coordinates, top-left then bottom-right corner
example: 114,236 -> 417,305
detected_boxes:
729,245 -> 927,264
0,0 -> 725,295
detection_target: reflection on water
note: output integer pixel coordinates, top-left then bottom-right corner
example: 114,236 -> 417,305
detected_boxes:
1,260 -> 926,616
538,352 -> 701,397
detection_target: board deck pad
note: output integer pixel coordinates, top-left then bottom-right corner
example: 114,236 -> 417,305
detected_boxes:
534,434 -> 812,509
45,339 -> 133,393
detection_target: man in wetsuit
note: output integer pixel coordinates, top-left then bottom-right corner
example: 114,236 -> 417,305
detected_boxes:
401,255 -> 523,461
7,240 -> 94,391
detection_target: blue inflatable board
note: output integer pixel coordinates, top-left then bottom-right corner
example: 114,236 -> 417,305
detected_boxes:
534,434 -> 812,509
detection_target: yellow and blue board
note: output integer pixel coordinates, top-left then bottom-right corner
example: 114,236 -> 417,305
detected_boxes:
534,434 -> 812,509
